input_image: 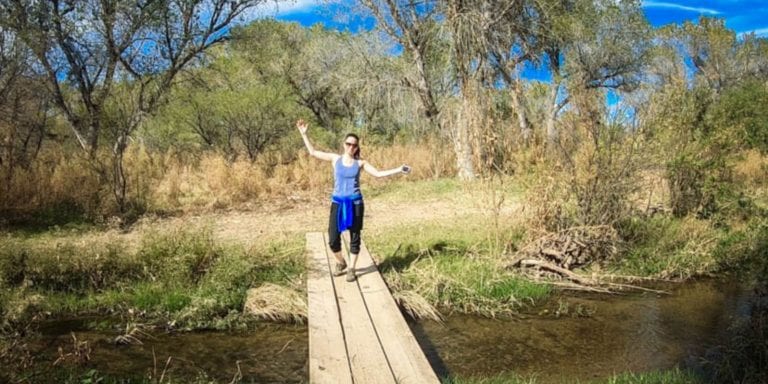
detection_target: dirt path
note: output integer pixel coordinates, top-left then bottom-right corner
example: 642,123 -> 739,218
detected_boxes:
142,197 -> 474,245
132,187 -> 522,247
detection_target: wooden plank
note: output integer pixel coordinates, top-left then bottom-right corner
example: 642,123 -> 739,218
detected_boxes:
306,232 -> 353,384
355,240 -> 441,384
333,235 -> 397,384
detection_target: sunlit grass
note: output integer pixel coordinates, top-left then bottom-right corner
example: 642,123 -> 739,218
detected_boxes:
441,368 -> 703,384
616,214 -> 768,279
594,368 -> 704,384
366,177 -> 462,200
442,373 -> 538,384
0,226 -> 305,330
368,217 -> 547,318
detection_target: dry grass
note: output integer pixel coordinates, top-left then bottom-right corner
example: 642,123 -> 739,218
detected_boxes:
0,142 -> 455,222
243,283 -> 307,323
391,285 -> 443,322
631,169 -> 671,213
144,141 -> 453,211
618,215 -> 722,279
0,150 -> 106,216
734,149 -> 768,188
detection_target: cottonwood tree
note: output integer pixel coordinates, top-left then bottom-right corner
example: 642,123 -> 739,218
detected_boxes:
537,0 -> 651,152
662,16 -> 768,95
442,0 -> 573,173
647,18 -> 768,215
0,0 -> 269,212
354,0 -> 487,178
234,21 -> 368,135
483,0 -> 545,145
357,0 -> 442,120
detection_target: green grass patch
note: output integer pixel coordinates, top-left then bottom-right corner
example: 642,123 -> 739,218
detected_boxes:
593,368 -> 704,384
399,252 -> 550,316
616,216 -> 719,278
0,226 -> 305,331
442,373 -> 537,384
442,368 -> 703,384
616,215 -> 768,279
366,177 -> 463,200
369,219 -> 547,317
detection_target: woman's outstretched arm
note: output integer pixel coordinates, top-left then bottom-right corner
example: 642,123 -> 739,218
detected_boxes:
297,119 -> 337,162
362,161 -> 409,178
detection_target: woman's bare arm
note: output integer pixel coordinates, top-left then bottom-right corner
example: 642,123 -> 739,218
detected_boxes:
297,120 -> 337,162
362,161 -> 407,178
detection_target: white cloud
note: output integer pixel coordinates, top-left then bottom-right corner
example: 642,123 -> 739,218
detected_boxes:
249,0 -> 323,17
738,27 -> 768,37
642,1 -> 721,15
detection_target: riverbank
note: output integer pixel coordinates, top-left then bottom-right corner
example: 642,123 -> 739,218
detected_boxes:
2,177 -> 767,382
3,278 -> 760,384
2,177 -> 766,326
1,178 -> 529,329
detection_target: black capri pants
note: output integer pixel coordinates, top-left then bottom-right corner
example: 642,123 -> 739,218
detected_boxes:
328,200 -> 365,254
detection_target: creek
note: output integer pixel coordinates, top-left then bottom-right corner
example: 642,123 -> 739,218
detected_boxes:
28,279 -> 750,382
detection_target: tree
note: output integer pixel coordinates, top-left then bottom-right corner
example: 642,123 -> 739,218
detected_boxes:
210,52 -> 297,162
233,20 -> 416,144
0,27 -> 52,197
537,0 -> 651,151
484,0 -> 543,144
709,81 -> 768,153
648,17 -> 768,216
0,0 -> 268,212
355,0 -> 486,178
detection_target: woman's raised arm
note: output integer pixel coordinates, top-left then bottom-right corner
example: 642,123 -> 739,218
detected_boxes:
362,161 -> 409,178
297,120 -> 337,162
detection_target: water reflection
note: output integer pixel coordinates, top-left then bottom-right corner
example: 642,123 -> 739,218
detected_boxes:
28,280 -> 749,383
34,321 -> 308,383
413,279 -> 750,382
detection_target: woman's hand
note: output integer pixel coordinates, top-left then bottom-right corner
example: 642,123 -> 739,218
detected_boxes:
296,119 -> 308,135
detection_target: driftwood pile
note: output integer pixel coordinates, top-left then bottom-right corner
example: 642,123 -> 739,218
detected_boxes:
508,226 -> 669,294
508,226 -> 620,289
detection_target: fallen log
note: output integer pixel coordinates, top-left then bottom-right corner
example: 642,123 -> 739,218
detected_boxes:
519,259 -> 594,286
541,248 -> 565,261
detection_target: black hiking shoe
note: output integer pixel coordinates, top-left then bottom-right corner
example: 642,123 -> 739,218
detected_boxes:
334,261 -> 347,276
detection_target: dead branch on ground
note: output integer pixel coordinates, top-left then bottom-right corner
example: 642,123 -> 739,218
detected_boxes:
508,226 -> 669,294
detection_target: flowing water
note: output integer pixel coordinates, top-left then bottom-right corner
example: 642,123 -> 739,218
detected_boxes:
413,279 -> 751,382
31,320 -> 309,383
27,279 -> 751,382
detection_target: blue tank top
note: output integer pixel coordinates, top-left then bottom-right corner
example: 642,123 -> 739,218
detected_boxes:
333,158 -> 361,197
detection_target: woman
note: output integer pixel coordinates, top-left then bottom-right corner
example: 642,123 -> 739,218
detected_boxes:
297,119 -> 410,282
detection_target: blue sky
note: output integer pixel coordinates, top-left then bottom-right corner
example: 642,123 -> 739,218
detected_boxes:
254,0 -> 768,37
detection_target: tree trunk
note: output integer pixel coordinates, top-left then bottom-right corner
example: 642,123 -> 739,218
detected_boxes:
3,121 -> 15,199
411,48 -> 440,120
510,78 -> 531,144
453,122 -> 475,180
453,98 -> 476,180
545,80 -> 560,153
112,133 -> 128,213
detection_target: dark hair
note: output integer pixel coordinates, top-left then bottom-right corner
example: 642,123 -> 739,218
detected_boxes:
345,133 -> 361,159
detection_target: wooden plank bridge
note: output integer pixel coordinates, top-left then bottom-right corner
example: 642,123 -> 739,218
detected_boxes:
305,232 -> 441,384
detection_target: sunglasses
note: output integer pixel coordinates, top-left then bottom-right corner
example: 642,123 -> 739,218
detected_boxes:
344,142 -> 358,148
